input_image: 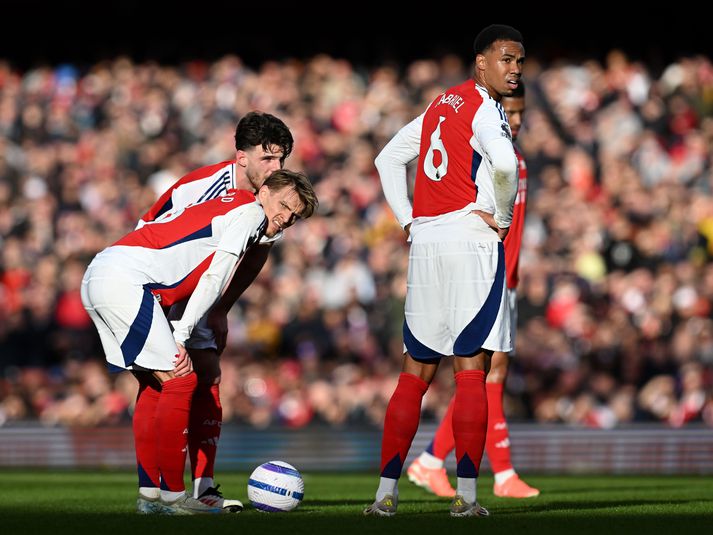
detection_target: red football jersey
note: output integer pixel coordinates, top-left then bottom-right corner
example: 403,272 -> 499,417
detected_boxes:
503,147 -> 527,289
139,160 -> 236,224
111,189 -> 264,306
412,80 -> 509,218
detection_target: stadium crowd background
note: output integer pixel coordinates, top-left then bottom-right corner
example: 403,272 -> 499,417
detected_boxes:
1,17 -> 712,431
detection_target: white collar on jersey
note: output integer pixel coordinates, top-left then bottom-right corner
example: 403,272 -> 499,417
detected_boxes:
474,82 -> 492,99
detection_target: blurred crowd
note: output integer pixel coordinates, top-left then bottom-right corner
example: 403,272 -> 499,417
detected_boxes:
1,49 -> 712,429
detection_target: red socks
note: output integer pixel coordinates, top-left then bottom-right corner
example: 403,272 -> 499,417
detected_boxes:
133,376 -> 162,488
189,383 -> 222,482
485,382 -> 513,473
429,381 -> 514,474
156,373 -> 198,492
453,370 -> 487,478
380,373 -> 429,478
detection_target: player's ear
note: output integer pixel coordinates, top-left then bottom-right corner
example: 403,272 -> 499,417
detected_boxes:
257,184 -> 269,202
236,149 -> 248,168
475,53 -> 486,71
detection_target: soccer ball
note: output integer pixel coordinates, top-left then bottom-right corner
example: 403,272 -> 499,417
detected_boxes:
247,460 -> 305,512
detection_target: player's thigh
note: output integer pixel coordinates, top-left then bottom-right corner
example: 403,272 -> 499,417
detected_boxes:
83,270 -> 176,371
82,268 -> 141,366
441,240 -> 502,331
446,241 -> 510,355
404,242 -> 450,354
135,300 -> 181,371
82,285 -> 124,364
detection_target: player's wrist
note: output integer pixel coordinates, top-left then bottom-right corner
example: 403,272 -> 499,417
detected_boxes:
172,325 -> 188,346
210,301 -> 230,316
494,214 -> 511,229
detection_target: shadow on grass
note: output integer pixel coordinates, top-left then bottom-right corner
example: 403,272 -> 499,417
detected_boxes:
2,510 -> 713,535
0,506 -> 713,535
536,484 -> 688,495
306,498 -> 445,507
495,498 -> 713,515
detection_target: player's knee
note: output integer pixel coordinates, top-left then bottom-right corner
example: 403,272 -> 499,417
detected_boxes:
402,352 -> 438,383
487,351 -> 509,383
189,348 -> 221,384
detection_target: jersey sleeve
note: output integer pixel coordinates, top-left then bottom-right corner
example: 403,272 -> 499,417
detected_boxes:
217,202 -> 267,257
473,102 -> 518,228
472,101 -> 512,149
375,113 -> 423,229
171,249 -> 240,345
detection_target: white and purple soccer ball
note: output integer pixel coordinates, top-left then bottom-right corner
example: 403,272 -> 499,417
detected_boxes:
247,460 -> 305,512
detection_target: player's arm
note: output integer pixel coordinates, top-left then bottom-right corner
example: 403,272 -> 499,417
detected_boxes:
487,137 -> 518,237
207,242 -> 273,354
171,249 -> 241,348
475,108 -> 518,238
375,114 -> 423,234
171,204 -> 265,346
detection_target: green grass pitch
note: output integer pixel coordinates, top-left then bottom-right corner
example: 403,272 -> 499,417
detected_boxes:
1,471 -> 711,534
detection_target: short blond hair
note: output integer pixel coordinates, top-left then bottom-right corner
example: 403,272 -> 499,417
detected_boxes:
263,169 -> 318,219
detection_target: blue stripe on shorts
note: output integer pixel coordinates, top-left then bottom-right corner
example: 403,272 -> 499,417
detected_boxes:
119,287 -> 155,367
453,242 -> 505,356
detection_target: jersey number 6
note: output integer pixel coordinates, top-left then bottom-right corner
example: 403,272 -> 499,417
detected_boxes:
424,116 -> 448,182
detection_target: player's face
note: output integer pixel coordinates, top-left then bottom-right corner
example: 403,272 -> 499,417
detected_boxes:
502,96 -> 526,140
239,144 -> 285,191
477,40 -> 525,100
258,185 -> 304,237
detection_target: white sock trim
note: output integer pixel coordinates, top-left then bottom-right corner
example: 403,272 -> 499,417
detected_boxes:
376,477 -> 398,502
494,469 -> 516,485
456,477 -> 477,504
139,486 -> 160,499
418,451 -> 445,469
160,490 -> 185,502
192,477 -> 214,498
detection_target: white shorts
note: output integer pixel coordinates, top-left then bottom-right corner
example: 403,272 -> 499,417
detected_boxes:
81,265 -> 177,372
507,287 -> 517,355
404,213 -> 511,360
167,300 -> 217,350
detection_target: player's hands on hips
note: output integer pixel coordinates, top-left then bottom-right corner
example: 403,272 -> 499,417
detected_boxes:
207,308 -> 229,355
173,343 -> 193,376
472,209 -> 509,240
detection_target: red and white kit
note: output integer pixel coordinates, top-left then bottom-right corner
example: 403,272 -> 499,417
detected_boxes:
378,81 -> 519,358
81,189 -> 266,371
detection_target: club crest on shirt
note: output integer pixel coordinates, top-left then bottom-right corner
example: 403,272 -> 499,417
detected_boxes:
500,122 -> 512,140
